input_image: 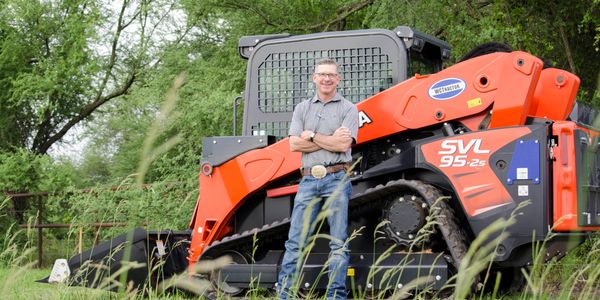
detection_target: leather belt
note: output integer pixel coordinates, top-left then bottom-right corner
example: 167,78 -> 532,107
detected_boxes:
301,163 -> 350,178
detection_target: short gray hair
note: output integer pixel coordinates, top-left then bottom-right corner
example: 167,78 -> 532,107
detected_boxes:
314,58 -> 339,71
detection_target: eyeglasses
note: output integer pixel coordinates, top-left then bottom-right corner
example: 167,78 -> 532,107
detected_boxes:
315,72 -> 339,79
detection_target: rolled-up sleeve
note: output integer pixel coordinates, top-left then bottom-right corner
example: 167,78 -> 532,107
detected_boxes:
342,103 -> 359,143
288,102 -> 305,136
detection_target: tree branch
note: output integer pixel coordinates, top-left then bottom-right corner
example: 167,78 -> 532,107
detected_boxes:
149,17 -> 199,70
34,1 -> 143,154
92,1 -> 129,105
31,91 -> 58,152
222,0 -> 374,32
557,23 -> 576,73
549,2 -> 576,73
36,72 -> 137,154
221,1 -> 279,28
302,0 -> 375,32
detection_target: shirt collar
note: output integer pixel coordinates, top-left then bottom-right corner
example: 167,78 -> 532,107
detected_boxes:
311,92 -> 343,103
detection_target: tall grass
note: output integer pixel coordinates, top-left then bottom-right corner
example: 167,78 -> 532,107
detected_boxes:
1,185 -> 597,297
5,188 -> 594,299
107,180 -> 598,299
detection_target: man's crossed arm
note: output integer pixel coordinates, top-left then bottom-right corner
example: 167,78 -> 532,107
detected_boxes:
289,126 -> 353,153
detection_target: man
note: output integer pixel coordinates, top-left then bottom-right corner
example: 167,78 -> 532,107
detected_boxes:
277,58 -> 358,300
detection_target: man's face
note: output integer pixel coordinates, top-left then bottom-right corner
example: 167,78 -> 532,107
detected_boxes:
312,63 -> 340,98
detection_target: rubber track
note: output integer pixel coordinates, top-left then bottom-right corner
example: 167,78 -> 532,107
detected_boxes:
201,179 -> 469,270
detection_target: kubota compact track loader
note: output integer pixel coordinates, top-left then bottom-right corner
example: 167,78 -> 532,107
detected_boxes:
45,26 -> 600,296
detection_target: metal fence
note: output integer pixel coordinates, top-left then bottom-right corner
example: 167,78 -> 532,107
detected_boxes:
3,185 -> 163,268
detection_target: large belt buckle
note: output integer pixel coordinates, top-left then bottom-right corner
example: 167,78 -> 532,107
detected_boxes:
310,165 -> 327,179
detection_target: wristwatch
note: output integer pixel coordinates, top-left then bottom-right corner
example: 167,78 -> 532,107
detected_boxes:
309,131 -> 316,142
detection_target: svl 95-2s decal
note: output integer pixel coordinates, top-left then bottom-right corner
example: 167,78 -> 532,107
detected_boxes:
438,139 -> 489,167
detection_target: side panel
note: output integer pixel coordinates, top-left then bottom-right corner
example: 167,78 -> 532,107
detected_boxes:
420,125 -> 553,262
552,121 -> 600,231
420,127 -> 532,217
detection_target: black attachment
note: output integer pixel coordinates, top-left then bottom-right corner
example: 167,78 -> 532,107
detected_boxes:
569,101 -> 598,126
38,228 -> 190,292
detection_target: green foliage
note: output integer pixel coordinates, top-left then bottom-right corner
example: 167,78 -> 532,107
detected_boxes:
0,0 -> 596,182
43,179 -> 198,238
0,196 -> 36,268
0,149 -> 78,193
0,150 -> 78,268
362,0 -> 600,103
182,0 -> 371,34
0,0 -> 191,155
35,0 -> 597,183
0,0 -> 101,153
80,33 -> 248,181
136,73 -> 185,186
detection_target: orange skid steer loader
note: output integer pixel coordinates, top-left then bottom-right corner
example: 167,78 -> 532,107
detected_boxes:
43,26 -> 600,296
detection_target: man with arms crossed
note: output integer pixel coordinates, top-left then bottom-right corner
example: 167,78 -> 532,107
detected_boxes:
277,58 -> 358,300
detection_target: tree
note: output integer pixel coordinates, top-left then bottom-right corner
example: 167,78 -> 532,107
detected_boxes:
0,0 -> 193,154
363,0 -> 599,103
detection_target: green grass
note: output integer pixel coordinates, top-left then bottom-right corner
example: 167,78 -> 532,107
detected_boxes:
3,232 -> 596,300
0,266 -> 207,300
0,267 -> 112,300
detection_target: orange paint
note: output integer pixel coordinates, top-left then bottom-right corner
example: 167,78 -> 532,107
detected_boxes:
421,127 -> 531,216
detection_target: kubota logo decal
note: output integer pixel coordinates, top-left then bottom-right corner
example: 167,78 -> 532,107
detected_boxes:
428,78 -> 466,100
437,138 -> 489,167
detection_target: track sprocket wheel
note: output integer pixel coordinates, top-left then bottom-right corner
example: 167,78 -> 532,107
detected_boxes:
382,193 -> 429,248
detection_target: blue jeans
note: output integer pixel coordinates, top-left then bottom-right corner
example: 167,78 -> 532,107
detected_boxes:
277,170 -> 352,300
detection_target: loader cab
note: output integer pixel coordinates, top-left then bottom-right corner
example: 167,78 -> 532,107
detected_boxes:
238,26 -> 451,139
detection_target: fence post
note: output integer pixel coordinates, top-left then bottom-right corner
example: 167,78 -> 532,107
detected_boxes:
93,224 -> 98,245
37,195 -> 43,268
78,227 -> 83,253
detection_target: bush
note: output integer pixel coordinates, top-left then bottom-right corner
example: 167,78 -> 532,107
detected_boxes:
0,148 -> 79,193
43,178 -> 198,241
